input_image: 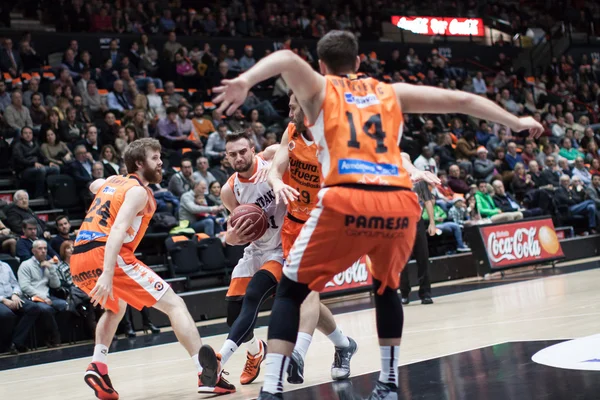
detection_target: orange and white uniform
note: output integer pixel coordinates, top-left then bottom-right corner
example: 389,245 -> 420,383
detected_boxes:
285,75 -> 421,294
281,123 -> 321,259
225,155 -> 287,300
70,174 -> 168,313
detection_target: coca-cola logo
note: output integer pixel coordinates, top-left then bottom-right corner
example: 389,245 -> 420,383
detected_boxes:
487,228 -> 541,263
325,260 -> 369,288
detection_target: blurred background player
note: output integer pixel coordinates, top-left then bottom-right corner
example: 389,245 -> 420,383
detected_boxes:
198,133 -> 284,389
69,138 -> 232,399
212,30 -> 543,400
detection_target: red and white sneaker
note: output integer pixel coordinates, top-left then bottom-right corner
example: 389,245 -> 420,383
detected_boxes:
84,362 -> 119,400
198,371 -> 236,394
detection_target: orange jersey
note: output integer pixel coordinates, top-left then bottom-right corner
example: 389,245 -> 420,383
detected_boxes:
309,75 -> 412,189
74,174 -> 157,252
286,123 -> 321,222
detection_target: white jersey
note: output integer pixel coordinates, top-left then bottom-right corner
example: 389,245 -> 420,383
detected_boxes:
226,155 -> 287,252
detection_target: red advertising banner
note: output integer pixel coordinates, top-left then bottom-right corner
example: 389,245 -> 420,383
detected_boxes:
391,16 -> 485,37
479,218 -> 564,269
322,256 -> 372,294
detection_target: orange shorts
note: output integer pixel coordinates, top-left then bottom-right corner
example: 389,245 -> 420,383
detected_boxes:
285,186 -> 420,294
281,215 -> 305,260
70,243 -> 168,313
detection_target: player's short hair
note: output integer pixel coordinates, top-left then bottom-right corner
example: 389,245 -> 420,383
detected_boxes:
123,138 -> 161,174
317,30 -> 359,75
225,130 -> 253,147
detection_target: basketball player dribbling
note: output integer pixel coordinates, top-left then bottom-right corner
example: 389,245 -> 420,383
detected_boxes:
69,138 -> 235,399
213,30 -> 543,400
253,90 -> 359,384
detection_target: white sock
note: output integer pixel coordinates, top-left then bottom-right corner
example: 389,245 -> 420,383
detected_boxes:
378,346 -> 399,386
262,353 -> 290,395
192,353 -> 203,374
218,339 -> 239,366
246,336 -> 261,356
327,327 -> 350,348
294,332 -> 312,361
92,344 -> 109,364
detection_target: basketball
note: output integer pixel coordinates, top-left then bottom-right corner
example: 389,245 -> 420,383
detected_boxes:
229,203 -> 269,242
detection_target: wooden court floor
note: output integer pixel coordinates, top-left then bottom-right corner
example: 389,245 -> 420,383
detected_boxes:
1,267 -> 600,399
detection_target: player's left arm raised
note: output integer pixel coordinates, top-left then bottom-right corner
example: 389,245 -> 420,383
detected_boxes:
393,84 -> 543,138
90,186 -> 147,308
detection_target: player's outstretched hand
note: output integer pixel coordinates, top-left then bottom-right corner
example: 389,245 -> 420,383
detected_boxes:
515,116 -> 544,139
272,180 -> 299,205
213,76 -> 251,116
411,170 -> 441,185
251,166 -> 270,184
90,271 -> 114,308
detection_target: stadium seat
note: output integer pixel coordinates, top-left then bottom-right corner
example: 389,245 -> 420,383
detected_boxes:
46,175 -> 81,210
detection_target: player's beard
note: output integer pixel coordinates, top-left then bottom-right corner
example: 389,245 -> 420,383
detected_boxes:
142,163 -> 163,184
233,157 -> 253,173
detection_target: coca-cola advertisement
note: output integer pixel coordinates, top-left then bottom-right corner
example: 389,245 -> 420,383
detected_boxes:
322,256 -> 372,294
479,218 -> 564,270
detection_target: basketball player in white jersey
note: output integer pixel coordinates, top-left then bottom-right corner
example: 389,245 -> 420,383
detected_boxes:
198,131 -> 287,390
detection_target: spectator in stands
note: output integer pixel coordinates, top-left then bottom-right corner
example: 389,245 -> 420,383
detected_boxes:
59,107 -> 84,144
0,38 -> 22,78
207,181 -> 225,212
0,259 -> 44,354
205,123 -> 229,164
473,146 -> 497,183
12,126 -> 60,198
176,104 -> 193,138
447,164 -> 470,194
168,158 -> 195,198
17,240 -> 63,347
448,197 -> 477,227
511,162 -> 537,202
556,175 -> 597,233
559,137 -> 584,163
40,128 -> 73,169
585,174 -> 600,210
552,116 -> 567,138
421,202 -> 470,253
492,180 -> 542,219
49,215 -> 75,255
5,91 -> 33,136
56,240 -> 96,338
472,71 -> 487,95
193,156 -> 217,193
475,180 -> 523,222
475,121 -> 492,147
17,219 -> 59,261
528,160 -> 551,189
434,133 -> 456,171
521,141 -> 537,167
77,125 -> 101,160
487,127 -> 508,154
107,79 -> 134,117
455,131 -> 477,162
190,104 -> 215,141
157,106 -> 201,150
23,77 -> 42,108
100,145 -> 120,176
209,155 -> 234,186
163,81 -> 184,106
179,180 -> 224,236
82,80 -> 107,118
29,93 -> 47,132
228,108 -> 248,132
413,146 -> 437,174
572,156 -> 592,186
163,31 -> 183,61
505,142 -> 524,170
4,190 -> 48,237
69,144 -> 94,190
541,155 -> 561,188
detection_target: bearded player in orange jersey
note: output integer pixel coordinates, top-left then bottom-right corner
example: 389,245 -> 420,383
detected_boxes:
212,30 -> 543,400
70,138 -> 234,400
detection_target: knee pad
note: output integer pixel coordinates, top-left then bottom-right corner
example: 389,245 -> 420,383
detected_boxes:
373,279 -> 404,339
244,270 -> 278,303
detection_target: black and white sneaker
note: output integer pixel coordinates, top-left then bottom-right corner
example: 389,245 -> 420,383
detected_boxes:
287,349 -> 305,384
367,380 -> 398,400
257,388 -> 284,399
331,336 -> 358,380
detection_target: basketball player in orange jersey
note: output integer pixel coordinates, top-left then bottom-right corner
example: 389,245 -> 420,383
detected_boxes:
212,31 -> 543,400
69,138 -> 235,400
253,90 -> 359,384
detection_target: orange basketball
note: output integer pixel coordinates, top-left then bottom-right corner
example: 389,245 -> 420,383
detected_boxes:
229,204 -> 269,242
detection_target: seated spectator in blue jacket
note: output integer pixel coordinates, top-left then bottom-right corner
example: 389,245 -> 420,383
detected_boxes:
505,141 -> 524,170
16,219 -> 59,262
476,120 -> 492,147
49,216 -> 76,256
68,145 -> 94,190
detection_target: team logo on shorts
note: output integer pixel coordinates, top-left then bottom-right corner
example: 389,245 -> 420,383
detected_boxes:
288,141 -> 296,151
154,282 -> 164,291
